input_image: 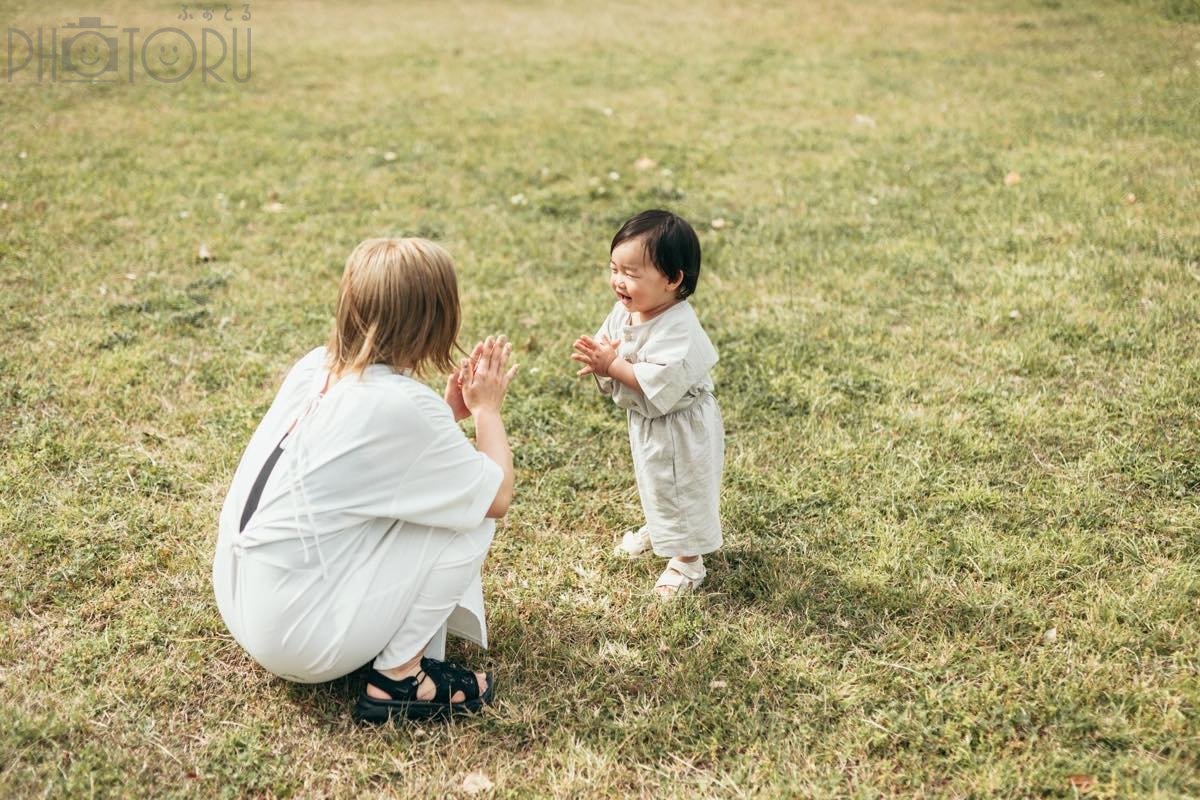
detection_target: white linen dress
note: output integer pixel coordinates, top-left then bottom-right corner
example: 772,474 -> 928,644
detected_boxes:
593,300 -> 724,557
212,347 -> 503,683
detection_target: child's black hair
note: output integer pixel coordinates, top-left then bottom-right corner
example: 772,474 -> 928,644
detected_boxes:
610,209 -> 701,300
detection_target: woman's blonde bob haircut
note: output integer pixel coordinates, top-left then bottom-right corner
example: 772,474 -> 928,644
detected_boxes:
325,237 -> 461,378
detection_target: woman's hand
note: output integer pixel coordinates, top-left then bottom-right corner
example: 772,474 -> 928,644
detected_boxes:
444,341 -> 485,422
571,334 -> 619,377
462,335 -> 518,416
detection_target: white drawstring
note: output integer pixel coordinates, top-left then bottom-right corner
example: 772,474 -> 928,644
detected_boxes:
286,390 -> 329,579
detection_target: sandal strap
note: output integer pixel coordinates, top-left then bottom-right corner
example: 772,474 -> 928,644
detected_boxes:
420,657 -> 481,703
655,557 -> 706,590
366,668 -> 424,701
666,557 -> 705,581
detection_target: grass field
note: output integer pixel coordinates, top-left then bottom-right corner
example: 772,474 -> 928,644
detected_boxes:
3,0 -> 1200,796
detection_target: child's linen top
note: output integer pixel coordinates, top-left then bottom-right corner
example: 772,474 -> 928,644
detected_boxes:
593,300 -> 718,417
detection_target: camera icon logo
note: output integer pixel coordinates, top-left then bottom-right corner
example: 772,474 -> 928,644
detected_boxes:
61,17 -> 119,80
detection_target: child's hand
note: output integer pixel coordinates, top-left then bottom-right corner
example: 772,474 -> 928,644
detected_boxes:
572,334 -> 619,378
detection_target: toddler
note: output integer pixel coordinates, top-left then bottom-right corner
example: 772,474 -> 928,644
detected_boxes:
572,209 -> 724,599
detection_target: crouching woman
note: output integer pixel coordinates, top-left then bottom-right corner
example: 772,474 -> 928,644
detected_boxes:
212,237 -> 517,722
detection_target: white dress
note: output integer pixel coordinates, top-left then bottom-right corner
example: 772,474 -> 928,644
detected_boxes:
212,347 -> 503,683
594,300 -> 724,557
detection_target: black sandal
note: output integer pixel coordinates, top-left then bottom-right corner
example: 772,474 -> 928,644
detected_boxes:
353,657 -> 496,723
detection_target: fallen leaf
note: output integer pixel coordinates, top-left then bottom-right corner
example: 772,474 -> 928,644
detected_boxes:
1067,774 -> 1094,792
1004,171 -> 1021,186
509,193 -> 527,206
634,156 -> 657,171
1124,193 -> 1136,205
125,273 -> 137,281
1009,309 -> 1021,320
709,680 -> 727,689
263,202 -> 285,213
710,218 -> 727,230
461,770 -> 494,794
18,151 -> 27,159
600,106 -> 613,117
608,171 -> 620,181
853,113 -> 876,128
383,151 -> 397,162
197,243 -> 214,262
1043,626 -> 1057,643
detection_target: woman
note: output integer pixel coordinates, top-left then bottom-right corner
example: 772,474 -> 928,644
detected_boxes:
212,237 -> 518,722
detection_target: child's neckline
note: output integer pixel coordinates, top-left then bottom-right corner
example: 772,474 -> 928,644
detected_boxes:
624,299 -> 688,328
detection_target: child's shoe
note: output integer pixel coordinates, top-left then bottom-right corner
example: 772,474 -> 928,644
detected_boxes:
614,527 -> 652,558
654,556 -> 705,600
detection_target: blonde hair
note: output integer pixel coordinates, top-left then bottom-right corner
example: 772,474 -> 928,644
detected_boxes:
325,237 -> 461,378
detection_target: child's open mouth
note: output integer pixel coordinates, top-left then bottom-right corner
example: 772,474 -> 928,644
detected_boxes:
617,292 -> 632,304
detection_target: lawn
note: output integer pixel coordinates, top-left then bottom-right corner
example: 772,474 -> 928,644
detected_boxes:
2,0 -> 1199,796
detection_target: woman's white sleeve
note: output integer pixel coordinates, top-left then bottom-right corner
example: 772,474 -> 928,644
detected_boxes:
385,401 -> 504,531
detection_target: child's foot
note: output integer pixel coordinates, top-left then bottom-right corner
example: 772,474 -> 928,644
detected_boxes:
654,556 -> 705,600
614,527 -> 653,559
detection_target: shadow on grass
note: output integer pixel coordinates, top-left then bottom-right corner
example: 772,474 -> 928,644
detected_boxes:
706,545 -> 985,640
273,544 -> 988,732
279,666 -> 369,723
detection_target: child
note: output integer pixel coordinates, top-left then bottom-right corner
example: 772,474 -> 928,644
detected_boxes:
572,209 -> 724,599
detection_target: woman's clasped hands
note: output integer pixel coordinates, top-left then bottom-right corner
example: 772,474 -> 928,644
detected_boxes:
445,335 -> 519,421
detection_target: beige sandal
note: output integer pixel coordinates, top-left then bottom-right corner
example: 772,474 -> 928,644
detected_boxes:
654,556 -> 706,599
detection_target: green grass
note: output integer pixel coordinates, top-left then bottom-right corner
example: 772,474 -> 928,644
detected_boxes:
2,0 -> 1199,796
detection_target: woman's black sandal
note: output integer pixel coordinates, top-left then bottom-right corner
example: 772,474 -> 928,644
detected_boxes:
353,657 -> 495,723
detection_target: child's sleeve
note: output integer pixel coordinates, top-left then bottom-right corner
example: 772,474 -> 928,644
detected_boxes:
633,315 -> 717,417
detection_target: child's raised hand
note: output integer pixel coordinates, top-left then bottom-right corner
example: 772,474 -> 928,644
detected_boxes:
572,334 -> 619,377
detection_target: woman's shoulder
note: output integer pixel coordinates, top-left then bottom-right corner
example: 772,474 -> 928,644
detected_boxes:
275,346 -> 330,397
345,370 -> 453,430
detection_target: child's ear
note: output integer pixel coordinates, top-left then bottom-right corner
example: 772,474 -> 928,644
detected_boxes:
667,270 -> 684,290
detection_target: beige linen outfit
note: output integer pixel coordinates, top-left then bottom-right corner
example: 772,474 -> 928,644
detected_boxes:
594,300 -> 724,557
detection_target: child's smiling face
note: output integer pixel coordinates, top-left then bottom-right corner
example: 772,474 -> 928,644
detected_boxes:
609,237 -> 682,321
